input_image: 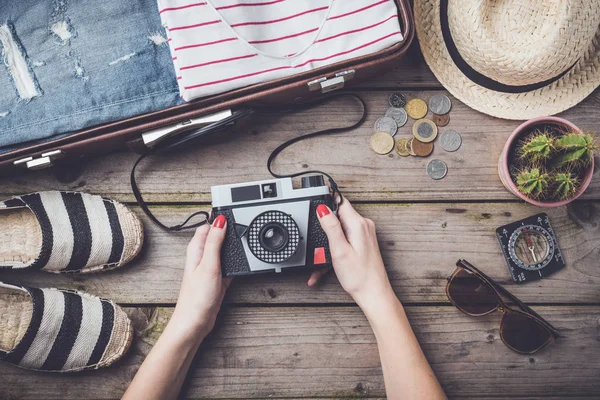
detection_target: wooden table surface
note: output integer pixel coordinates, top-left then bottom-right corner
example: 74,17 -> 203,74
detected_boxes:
1,43 -> 599,399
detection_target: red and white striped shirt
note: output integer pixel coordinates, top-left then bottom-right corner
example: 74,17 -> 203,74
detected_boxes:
158,0 -> 404,101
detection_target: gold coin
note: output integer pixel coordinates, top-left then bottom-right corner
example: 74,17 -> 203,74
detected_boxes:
370,131 -> 395,155
396,138 -> 410,157
411,139 -> 434,157
432,113 -> 450,127
412,119 -> 438,143
405,99 -> 428,119
407,138 -> 417,156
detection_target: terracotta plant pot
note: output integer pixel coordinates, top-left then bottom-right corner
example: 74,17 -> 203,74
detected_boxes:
498,116 -> 594,208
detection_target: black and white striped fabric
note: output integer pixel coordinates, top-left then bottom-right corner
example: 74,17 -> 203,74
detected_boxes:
1,191 -> 127,273
0,283 -> 132,372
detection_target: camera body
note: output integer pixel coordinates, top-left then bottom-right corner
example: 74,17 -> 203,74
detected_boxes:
211,175 -> 334,276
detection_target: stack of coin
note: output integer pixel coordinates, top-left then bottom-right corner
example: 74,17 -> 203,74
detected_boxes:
429,94 -> 451,127
400,95 -> 441,159
371,92 -> 462,167
417,94 -> 456,179
402,118 -> 436,158
370,92 -> 408,155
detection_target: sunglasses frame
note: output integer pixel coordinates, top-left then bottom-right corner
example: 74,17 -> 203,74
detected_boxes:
446,259 -> 560,354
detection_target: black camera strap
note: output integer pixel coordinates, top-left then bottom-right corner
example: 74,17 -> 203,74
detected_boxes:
265,92 -> 368,211
131,108 -> 255,231
131,92 -> 367,231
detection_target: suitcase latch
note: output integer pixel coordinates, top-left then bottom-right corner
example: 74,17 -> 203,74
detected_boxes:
307,69 -> 355,93
13,150 -> 64,170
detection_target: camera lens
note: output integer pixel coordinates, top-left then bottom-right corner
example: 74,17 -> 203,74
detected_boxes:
247,210 -> 301,264
259,222 -> 289,252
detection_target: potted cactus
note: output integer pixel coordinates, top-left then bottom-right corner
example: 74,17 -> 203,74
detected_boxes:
499,117 -> 596,207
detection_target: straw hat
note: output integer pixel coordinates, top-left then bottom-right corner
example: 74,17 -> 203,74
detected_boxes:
414,0 -> 600,120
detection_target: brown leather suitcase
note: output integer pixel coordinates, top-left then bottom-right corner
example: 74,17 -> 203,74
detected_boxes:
0,0 -> 414,175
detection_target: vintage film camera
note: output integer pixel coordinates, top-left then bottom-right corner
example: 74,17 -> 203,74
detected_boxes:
211,175 -> 334,276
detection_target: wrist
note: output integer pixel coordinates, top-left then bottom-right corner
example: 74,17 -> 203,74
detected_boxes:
167,308 -> 212,346
355,285 -> 402,323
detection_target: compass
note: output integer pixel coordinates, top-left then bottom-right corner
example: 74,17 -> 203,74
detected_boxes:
496,213 -> 565,283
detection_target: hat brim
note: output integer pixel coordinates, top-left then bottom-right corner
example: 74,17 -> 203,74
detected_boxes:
414,0 -> 600,120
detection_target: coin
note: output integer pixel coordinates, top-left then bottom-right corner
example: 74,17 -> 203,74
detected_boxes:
389,92 -> 406,108
407,138 -> 417,156
427,159 -> 448,180
412,119 -> 438,143
371,131 -> 395,155
374,116 -> 398,136
428,94 -> 452,115
411,139 -> 434,157
396,138 -> 410,157
432,113 -> 450,127
405,99 -> 428,119
385,107 -> 408,128
440,130 -> 462,152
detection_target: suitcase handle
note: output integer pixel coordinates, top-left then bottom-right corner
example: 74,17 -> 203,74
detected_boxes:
140,109 -> 236,148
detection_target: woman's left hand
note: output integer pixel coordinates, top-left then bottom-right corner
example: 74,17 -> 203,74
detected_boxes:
170,215 -> 232,338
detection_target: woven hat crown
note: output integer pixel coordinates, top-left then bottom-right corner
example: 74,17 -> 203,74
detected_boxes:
447,0 -> 600,86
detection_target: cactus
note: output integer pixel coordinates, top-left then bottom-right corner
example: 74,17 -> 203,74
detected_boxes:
519,130 -> 555,163
553,172 -> 580,200
553,132 -> 595,167
511,128 -> 594,202
516,168 -> 550,199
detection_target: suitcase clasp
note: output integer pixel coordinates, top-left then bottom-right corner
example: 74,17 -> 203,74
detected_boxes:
13,150 -> 64,170
307,69 -> 355,93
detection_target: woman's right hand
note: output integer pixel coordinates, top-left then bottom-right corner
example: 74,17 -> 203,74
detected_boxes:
308,198 -> 396,313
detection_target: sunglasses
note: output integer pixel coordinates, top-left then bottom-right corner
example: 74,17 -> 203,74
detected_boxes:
446,259 -> 560,354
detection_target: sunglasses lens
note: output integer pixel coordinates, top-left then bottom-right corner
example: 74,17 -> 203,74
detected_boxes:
448,268 -> 499,315
501,310 -> 553,354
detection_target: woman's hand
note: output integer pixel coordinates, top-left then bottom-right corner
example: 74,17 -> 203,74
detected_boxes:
307,198 -> 395,313
123,215 -> 232,400
307,199 -> 447,400
170,215 -> 232,339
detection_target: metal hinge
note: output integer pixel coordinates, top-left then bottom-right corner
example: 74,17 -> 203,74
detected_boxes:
307,69 -> 355,93
13,149 -> 64,170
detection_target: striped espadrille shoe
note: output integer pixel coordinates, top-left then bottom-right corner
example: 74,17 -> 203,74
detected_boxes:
0,282 -> 133,372
0,191 -> 144,273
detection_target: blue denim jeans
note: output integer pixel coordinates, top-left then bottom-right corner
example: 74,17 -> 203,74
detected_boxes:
0,0 -> 181,152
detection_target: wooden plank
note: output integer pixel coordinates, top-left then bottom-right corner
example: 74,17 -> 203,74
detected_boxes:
2,201 -> 598,305
3,90 -> 599,203
1,306 -> 598,399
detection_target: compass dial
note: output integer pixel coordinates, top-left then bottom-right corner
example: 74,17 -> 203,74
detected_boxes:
508,225 -> 555,271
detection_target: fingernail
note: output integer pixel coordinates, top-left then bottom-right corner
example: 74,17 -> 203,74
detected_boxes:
316,204 -> 330,218
213,214 -> 226,229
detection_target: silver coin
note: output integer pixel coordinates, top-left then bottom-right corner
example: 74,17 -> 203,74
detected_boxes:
428,94 -> 452,115
384,107 -> 408,127
416,121 -> 434,139
389,92 -> 406,108
374,116 -> 398,136
427,159 -> 448,180
440,130 -> 462,152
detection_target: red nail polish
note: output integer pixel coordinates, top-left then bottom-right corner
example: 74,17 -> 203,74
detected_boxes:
316,204 -> 330,218
213,214 -> 226,229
